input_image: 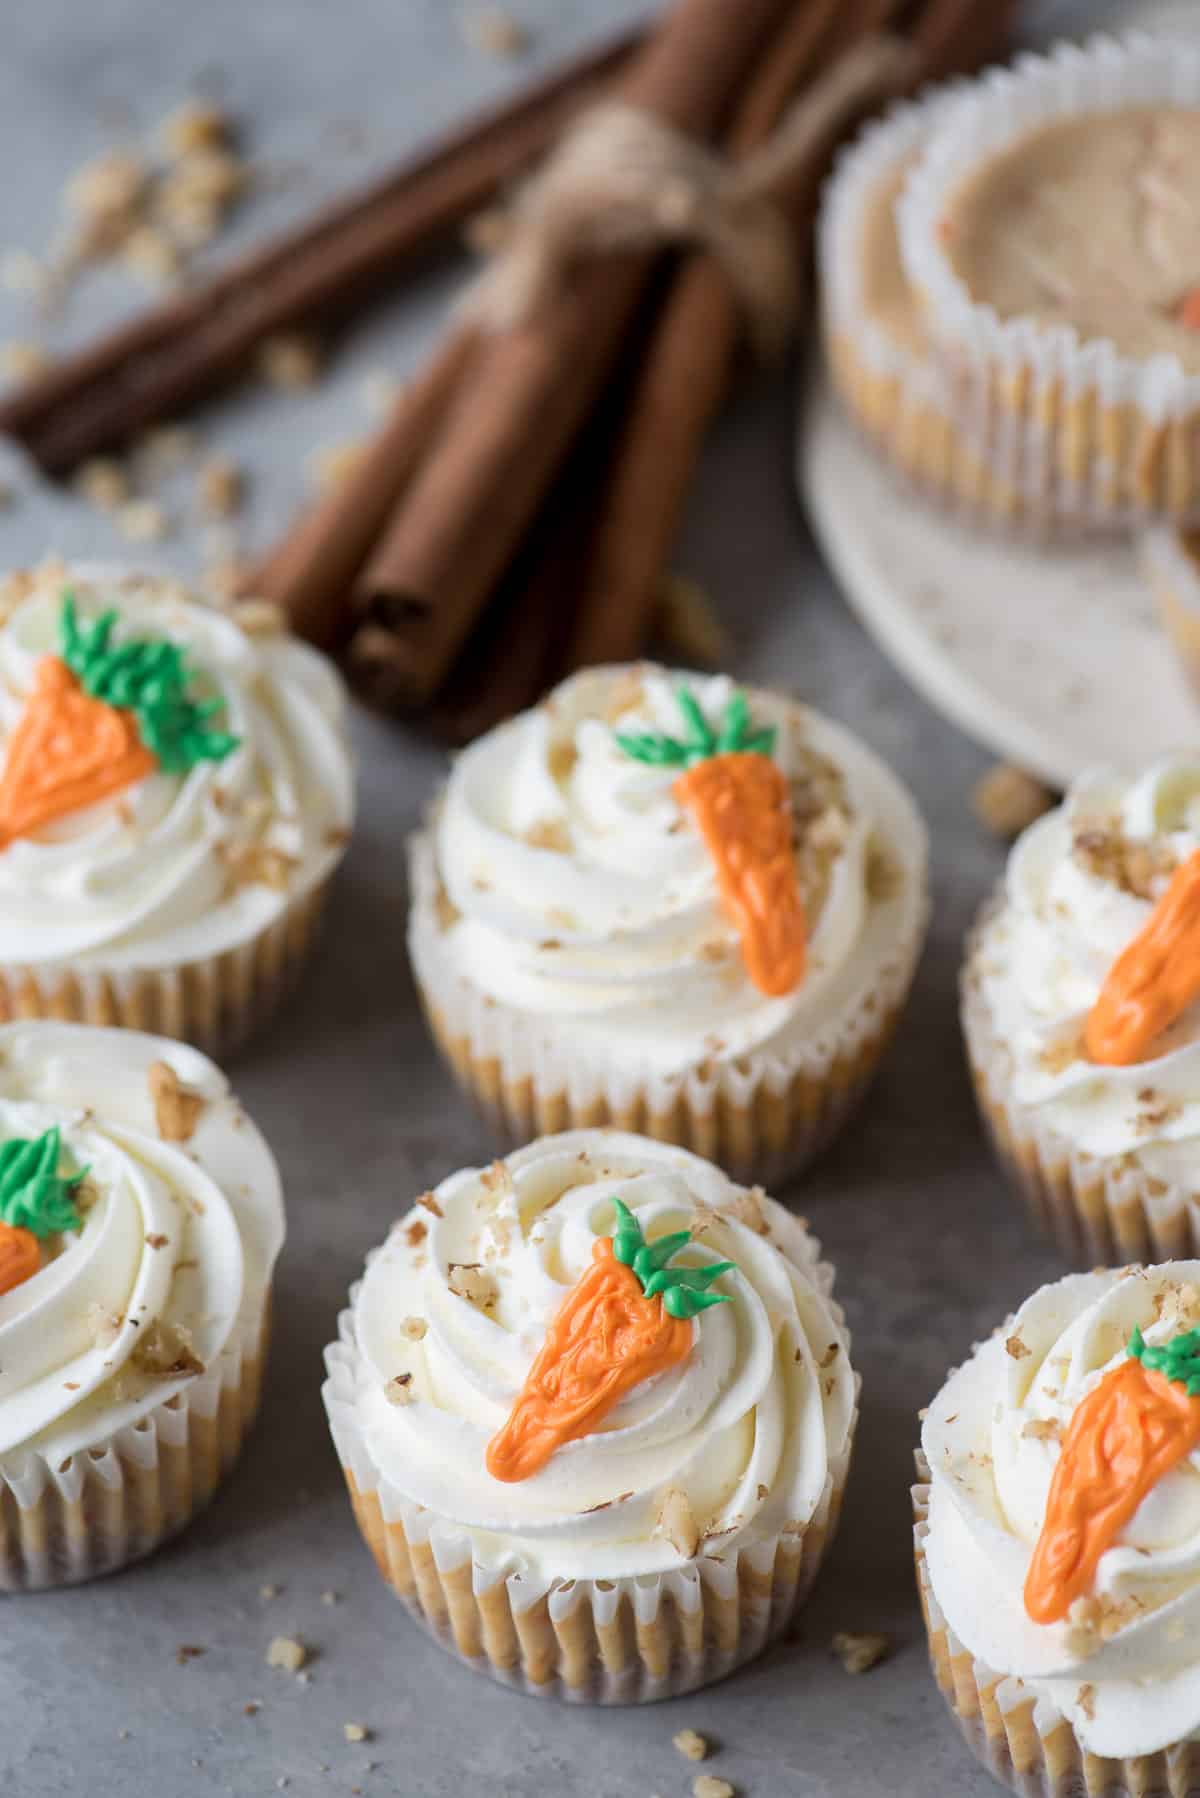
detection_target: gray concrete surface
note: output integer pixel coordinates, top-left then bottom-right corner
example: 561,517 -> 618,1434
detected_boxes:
0,2 -> 1145,1794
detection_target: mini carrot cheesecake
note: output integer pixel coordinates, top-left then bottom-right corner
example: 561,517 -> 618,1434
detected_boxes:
408,664 -> 928,1185
0,1018 -> 284,1588
899,35 -> 1200,527
0,561 -> 354,1053
322,1130 -> 857,1701
963,753 -> 1200,1265
916,1262 -> 1200,1796
819,87 -> 1019,519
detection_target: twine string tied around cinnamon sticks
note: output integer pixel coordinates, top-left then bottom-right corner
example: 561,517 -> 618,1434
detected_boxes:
463,32 -> 917,356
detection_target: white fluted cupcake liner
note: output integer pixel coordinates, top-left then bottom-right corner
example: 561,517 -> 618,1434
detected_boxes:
1141,522 -> 1200,698
0,874 -> 332,1060
898,33 -> 1200,529
818,83 -> 1035,521
407,831 -> 929,1189
961,898 -> 1200,1267
914,1458 -> 1200,1797
322,1291 -> 857,1704
0,1296 -> 271,1591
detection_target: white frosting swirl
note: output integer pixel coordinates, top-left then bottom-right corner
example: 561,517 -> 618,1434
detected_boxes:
978,756 -> 1200,1177
342,1131 -> 854,1583
0,1019 -> 284,1473
922,1263 -> 1200,1758
0,564 -> 354,968
425,664 -> 925,1076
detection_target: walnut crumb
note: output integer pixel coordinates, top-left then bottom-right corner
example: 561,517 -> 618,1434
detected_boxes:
73,457 -> 131,512
460,6 -> 529,57
1021,1418 -> 1062,1442
447,1263 -> 498,1309
148,1060 -> 206,1141
972,763 -> 1056,838
657,1487 -> 700,1559
145,1233 -> 169,1250
672,1729 -> 709,1763
832,1630 -> 890,1674
159,100 -> 231,159
116,498 -> 169,544
176,1644 -> 205,1665
197,455 -> 243,518
1005,1335 -> 1031,1361
258,332 -> 321,390
342,1724 -> 369,1744
399,1316 -> 427,1341
266,1637 -> 307,1674
416,1191 -> 443,1217
131,1318 -> 204,1379
384,1373 -> 414,1406
523,817 -> 570,852
479,1161 -> 513,1196
692,1779 -> 735,1798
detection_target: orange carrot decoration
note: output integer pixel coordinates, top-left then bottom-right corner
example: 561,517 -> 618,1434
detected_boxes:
486,1198 -> 735,1484
0,1223 -> 40,1297
616,687 -> 806,997
1024,1325 -> 1200,1626
0,658 -> 155,849
1085,849 -> 1200,1066
0,1126 -> 87,1299
0,592 -> 238,851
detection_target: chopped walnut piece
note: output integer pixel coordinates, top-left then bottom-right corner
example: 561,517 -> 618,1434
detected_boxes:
405,1219 -> 427,1248
478,1162 -> 512,1196
73,457 -> 131,512
447,1263 -> 498,1309
343,1723 -> 370,1744
1005,1335 -> 1032,1361
230,600 -> 286,638
219,843 -> 296,893
399,1317 -> 427,1341
972,763 -> 1056,838
1021,1418 -> 1062,1442
197,456 -> 243,519
115,498 -> 170,544
727,1188 -> 768,1235
692,1779 -> 735,1798
416,1191 -> 444,1217
1,340 -> 51,383
672,1729 -> 710,1763
308,438 -> 365,492
176,1644 -> 206,1665
145,1233 -> 169,1251
159,100 -> 230,159
832,1630 -> 891,1674
1072,825 -> 1175,900
657,1487 -> 700,1559
148,1060 -> 206,1142
460,6 -> 529,57
384,1374 -> 414,1406
66,150 -> 145,223
523,817 -> 570,852
258,332 -> 321,389
266,1636 -> 308,1674
132,1319 -> 204,1379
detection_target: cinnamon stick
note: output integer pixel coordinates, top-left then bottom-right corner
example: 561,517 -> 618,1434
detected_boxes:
566,0 -> 862,670
242,329 -> 477,650
0,23 -> 643,476
348,0 -> 796,705
566,0 -> 1017,671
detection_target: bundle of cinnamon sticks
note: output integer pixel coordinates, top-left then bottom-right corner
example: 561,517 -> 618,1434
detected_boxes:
0,0 -> 1017,744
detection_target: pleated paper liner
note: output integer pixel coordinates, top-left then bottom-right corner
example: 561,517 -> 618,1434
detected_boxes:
1141,523 -> 1200,699
818,82 -> 1036,525
898,33 -> 1200,530
961,902 -> 1200,1268
913,1458 -> 1200,1798
323,1296 -> 857,1704
0,873 -> 331,1061
407,832 -> 929,1189
0,1298 -> 271,1591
